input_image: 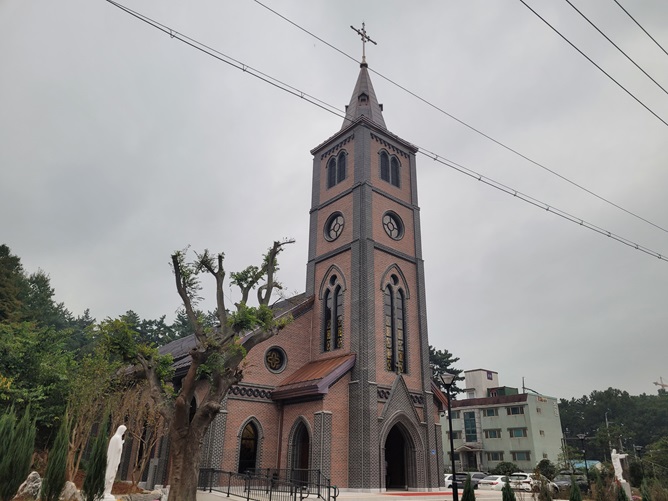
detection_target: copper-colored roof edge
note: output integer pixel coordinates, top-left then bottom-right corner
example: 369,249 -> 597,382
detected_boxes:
272,354 -> 356,401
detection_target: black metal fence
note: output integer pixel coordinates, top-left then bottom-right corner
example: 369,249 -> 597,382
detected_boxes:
198,468 -> 338,501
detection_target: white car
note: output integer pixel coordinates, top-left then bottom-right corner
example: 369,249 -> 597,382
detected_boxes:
508,473 -> 558,495
478,475 -> 508,491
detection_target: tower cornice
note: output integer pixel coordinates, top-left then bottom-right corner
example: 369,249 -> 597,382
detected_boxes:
311,116 -> 417,156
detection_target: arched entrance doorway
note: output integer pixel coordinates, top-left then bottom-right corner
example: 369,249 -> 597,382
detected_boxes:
238,422 -> 258,473
291,421 -> 310,485
384,424 -> 408,490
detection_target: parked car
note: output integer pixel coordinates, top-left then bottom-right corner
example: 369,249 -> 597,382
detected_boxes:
478,475 -> 509,491
444,473 -> 485,489
552,474 -> 588,492
508,472 -> 559,494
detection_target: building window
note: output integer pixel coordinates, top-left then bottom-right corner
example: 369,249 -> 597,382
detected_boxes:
238,422 -> 258,473
511,451 -> 531,462
324,212 -> 345,242
543,453 -> 548,459
450,410 -> 460,419
484,429 -> 501,439
464,411 -> 477,442
326,151 -> 347,188
489,389 -> 498,397
539,430 -> 545,437
448,452 -> 460,461
483,408 -> 499,417
506,406 -> 525,415
536,407 -> 542,414
379,151 -> 400,187
382,211 -> 404,240
264,347 -> 287,373
447,430 -> 462,440
509,428 -> 528,438
486,451 -> 504,461
322,275 -> 344,351
384,275 -> 407,373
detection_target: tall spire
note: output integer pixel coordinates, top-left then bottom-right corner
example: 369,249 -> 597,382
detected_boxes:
342,24 -> 386,130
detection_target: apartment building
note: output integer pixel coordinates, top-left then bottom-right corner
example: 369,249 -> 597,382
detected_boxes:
442,369 -> 563,472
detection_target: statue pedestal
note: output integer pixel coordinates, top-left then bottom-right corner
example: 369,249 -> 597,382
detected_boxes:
102,495 -> 117,501
620,481 -> 632,499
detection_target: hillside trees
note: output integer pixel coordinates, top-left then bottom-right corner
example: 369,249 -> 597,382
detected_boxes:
106,241 -> 293,501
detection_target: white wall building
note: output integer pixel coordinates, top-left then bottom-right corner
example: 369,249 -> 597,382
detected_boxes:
442,369 -> 563,473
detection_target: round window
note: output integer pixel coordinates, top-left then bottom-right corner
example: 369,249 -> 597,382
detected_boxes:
265,347 -> 287,373
324,212 -> 345,242
382,212 -> 404,240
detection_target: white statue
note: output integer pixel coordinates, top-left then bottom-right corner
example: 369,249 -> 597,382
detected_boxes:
104,425 -> 127,500
611,448 -> 628,482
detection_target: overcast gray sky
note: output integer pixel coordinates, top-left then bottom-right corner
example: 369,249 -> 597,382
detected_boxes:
2,1 -> 667,401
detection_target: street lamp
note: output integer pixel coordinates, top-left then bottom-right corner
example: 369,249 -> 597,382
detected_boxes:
576,434 -> 590,489
439,371 -> 459,501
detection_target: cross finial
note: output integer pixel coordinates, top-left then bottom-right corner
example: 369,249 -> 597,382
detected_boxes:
350,22 -> 377,65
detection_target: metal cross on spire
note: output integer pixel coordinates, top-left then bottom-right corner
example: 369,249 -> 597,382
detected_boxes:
350,22 -> 377,65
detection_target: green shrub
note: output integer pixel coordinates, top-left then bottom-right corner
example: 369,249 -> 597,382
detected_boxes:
0,407 -> 36,501
82,417 -> 109,501
40,416 -> 69,501
461,474 -> 475,501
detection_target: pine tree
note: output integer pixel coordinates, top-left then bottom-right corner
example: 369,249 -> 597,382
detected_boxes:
0,407 -> 36,501
569,476 -> 582,501
461,474 -> 476,501
82,416 -> 109,501
40,415 -> 69,501
502,477 -> 516,501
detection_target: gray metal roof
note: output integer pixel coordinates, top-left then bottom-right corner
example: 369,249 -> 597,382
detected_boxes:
341,63 -> 386,130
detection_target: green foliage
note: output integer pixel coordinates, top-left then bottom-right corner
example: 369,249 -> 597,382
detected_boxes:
0,406 -> 36,501
492,461 -> 520,476
502,477 -> 516,501
461,473 -> 476,501
569,476 -> 583,501
559,387 -> 668,460
428,345 -> 463,394
82,416 -> 109,501
641,479 -> 651,501
537,459 -> 557,480
536,473 -> 553,501
41,415 -> 69,501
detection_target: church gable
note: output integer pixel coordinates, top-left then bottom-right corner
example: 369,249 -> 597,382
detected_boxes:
379,375 -> 423,426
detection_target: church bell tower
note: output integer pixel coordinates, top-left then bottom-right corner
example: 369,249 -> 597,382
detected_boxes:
305,29 -> 443,490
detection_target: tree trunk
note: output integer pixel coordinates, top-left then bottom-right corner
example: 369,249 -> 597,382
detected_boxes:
166,424 -> 206,501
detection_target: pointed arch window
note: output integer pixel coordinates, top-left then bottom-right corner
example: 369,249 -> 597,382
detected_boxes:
327,151 -> 347,189
323,275 -> 344,352
379,151 -> 400,188
384,275 -> 407,373
238,422 -> 258,473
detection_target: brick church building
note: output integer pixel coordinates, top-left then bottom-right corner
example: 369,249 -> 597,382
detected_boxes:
149,59 -> 447,492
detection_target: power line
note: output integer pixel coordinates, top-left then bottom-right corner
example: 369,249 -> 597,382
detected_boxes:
564,0 -> 668,97
518,0 -> 668,128
613,0 -> 668,58
253,0 -> 668,236
103,0 -> 668,264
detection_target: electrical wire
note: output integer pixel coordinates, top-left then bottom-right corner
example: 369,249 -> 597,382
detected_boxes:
613,0 -> 668,58
103,0 -> 668,264
518,0 -> 668,129
564,0 -> 668,97
253,0 -> 668,236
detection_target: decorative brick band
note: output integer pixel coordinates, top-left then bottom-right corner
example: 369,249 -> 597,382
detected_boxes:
370,133 -> 409,159
228,385 -> 273,401
321,134 -> 354,160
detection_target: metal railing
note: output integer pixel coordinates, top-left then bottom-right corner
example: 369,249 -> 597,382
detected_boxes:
198,468 -> 338,501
